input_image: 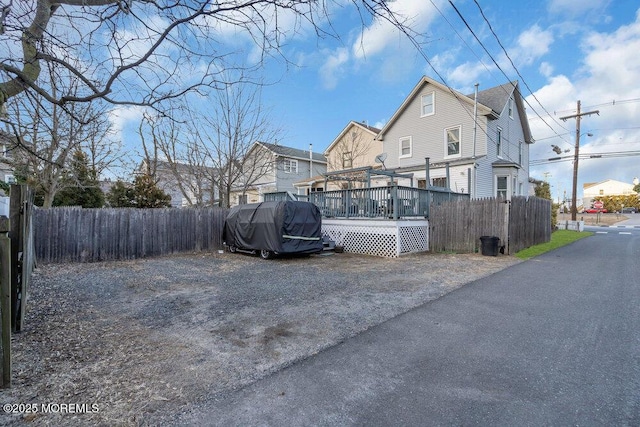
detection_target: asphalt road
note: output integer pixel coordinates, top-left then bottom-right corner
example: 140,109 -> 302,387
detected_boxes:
179,230 -> 640,426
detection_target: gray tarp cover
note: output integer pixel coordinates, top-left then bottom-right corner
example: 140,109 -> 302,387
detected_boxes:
223,201 -> 323,254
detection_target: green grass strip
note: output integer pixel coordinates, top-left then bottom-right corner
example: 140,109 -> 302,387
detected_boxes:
514,229 -> 593,260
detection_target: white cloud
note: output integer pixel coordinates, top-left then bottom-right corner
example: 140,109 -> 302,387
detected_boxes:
319,48 -> 350,90
511,25 -> 554,66
548,0 -> 608,16
351,0 -> 442,60
108,106 -> 146,143
527,9 -> 640,199
442,23 -> 552,89
448,61 -> 491,88
539,62 -> 554,78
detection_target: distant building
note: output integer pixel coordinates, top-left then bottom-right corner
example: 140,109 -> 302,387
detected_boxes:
231,141 -> 327,206
583,179 -> 637,208
140,159 -> 219,208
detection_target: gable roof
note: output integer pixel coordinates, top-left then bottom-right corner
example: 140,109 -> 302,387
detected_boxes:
324,121 -> 381,156
473,81 -> 516,114
475,81 -> 534,144
376,75 -> 494,140
254,141 -> 327,163
583,179 -> 635,189
376,76 -> 534,144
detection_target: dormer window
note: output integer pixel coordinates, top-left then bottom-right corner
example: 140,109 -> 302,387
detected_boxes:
421,92 -> 435,117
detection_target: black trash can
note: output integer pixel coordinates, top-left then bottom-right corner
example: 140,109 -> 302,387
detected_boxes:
479,236 -> 500,256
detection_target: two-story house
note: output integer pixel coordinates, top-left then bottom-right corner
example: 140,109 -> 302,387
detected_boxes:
231,141 -> 327,206
317,121 -> 383,191
376,76 -> 534,198
140,159 -> 219,207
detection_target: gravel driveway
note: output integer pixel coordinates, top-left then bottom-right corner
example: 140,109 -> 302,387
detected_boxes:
2,250 -> 520,426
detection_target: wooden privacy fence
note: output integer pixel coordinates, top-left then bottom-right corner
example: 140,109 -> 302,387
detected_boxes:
1,185 -> 36,388
34,207 -> 229,263
429,196 -> 552,254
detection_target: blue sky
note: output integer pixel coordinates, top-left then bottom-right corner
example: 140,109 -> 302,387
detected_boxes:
111,0 -> 640,202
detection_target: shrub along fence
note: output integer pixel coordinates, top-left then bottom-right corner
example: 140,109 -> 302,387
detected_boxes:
34,207 -> 229,263
429,196 -> 551,254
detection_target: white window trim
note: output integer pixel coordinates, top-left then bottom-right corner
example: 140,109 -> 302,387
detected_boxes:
342,151 -> 352,169
399,136 -> 412,159
495,175 -> 509,198
444,126 -> 462,159
4,174 -> 15,184
508,97 -> 514,119
518,140 -> 523,165
420,92 -> 435,117
497,126 -> 503,158
283,158 -> 298,174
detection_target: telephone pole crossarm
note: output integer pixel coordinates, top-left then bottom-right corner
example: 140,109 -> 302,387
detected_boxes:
559,110 -> 600,121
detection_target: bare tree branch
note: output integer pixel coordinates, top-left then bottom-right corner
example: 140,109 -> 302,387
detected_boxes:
0,0 -> 425,110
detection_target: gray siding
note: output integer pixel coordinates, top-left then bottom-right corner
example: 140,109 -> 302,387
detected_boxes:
483,94 -> 530,197
381,81 -> 531,199
275,157 -> 327,193
382,84 -> 490,169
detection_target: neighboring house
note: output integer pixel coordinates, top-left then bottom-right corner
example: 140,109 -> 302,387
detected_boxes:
140,159 -> 218,208
309,120 -> 383,191
583,179 -> 638,209
0,131 -> 15,216
231,141 -> 327,206
375,76 -> 534,198
0,131 -> 16,190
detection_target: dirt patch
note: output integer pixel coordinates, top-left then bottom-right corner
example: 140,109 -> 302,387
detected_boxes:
1,251 -> 520,426
558,212 -> 628,226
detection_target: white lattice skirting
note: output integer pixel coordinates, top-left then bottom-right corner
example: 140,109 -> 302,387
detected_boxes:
322,219 -> 429,258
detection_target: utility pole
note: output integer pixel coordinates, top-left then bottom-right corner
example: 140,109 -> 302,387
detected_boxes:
560,101 -> 599,221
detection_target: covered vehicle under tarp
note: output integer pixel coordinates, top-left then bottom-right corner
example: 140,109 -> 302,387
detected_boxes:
223,201 -> 323,258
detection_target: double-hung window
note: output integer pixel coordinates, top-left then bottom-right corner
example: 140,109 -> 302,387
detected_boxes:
399,136 -> 412,159
421,92 -> 435,117
445,126 -> 461,157
283,158 -> 298,173
496,176 -> 508,198
497,127 -> 502,157
518,140 -> 523,165
342,152 -> 352,169
508,97 -> 514,118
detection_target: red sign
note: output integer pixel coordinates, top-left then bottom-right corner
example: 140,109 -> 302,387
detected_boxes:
594,201 -> 604,209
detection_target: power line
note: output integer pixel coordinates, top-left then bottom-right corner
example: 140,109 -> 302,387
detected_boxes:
447,0 -> 571,147
530,150 -> 640,165
470,0 -> 571,135
553,98 -> 640,115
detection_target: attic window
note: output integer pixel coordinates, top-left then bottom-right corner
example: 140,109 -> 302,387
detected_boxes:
421,92 -> 435,117
342,151 -> 353,169
508,97 -> 514,119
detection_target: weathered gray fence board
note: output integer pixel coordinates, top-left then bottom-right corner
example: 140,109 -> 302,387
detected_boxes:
34,207 -> 228,264
430,196 -> 551,254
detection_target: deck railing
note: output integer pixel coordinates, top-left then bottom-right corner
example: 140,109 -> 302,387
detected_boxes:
263,185 -> 469,219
